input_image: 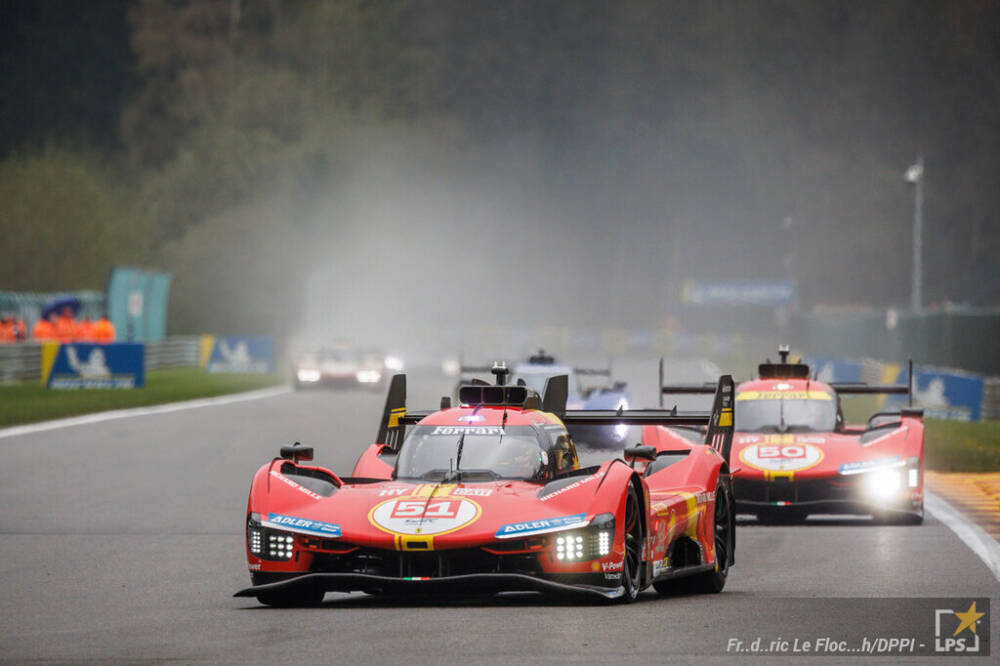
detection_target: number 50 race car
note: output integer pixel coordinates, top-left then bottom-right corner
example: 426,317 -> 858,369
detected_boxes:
235,363 -> 736,606
660,347 -> 924,524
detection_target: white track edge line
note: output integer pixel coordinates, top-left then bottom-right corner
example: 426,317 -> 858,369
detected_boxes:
925,490 -> 1000,583
0,385 -> 292,440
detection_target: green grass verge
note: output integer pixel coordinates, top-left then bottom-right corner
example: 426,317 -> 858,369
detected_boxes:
0,367 -> 282,428
925,418 -> 1000,472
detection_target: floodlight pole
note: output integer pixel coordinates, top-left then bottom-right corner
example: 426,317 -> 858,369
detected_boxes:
906,156 -> 924,313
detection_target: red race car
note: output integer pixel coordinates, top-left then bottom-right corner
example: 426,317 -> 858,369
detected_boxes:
235,363 -> 736,606
659,347 -> 924,525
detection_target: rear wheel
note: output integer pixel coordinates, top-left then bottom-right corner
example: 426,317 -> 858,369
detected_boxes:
619,484 -> 644,603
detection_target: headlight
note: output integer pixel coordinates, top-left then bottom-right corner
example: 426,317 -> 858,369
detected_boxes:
864,468 -> 902,500
247,514 -> 295,561
356,370 -> 382,383
384,355 -> 404,372
553,514 -> 614,561
296,368 -> 321,382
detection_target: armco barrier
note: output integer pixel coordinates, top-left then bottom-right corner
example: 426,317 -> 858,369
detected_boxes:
0,336 -> 203,383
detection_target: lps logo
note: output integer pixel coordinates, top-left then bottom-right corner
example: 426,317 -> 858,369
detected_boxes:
935,601 -> 986,653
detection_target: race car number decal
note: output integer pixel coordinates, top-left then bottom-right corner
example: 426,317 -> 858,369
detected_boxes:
390,499 -> 461,519
739,443 -> 824,472
369,496 -> 481,536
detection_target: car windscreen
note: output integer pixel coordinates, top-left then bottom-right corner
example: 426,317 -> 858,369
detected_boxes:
735,390 -> 837,432
395,425 -> 546,481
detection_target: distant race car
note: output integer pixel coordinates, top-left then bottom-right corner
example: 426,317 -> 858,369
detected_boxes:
659,347 -> 924,524
457,350 -> 632,448
292,345 -> 403,389
235,363 -> 736,606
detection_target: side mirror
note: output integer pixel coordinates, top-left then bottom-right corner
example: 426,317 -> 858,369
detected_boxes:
440,396 -> 452,409
280,442 -> 313,463
623,445 -> 656,462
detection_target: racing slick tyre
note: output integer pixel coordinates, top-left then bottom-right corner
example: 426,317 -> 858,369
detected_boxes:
655,477 -> 734,596
251,574 -> 325,607
619,484 -> 644,603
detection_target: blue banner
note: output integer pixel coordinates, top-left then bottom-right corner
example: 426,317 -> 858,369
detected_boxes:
886,367 -> 985,422
41,342 -> 145,389
682,280 -> 797,306
201,336 -> 274,373
809,357 -> 865,384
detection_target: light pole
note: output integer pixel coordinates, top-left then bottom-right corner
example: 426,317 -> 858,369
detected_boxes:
905,157 -> 924,313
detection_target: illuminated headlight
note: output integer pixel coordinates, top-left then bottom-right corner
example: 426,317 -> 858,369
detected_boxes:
248,514 -> 295,561
356,370 -> 382,383
555,535 -> 585,560
908,468 -> 919,488
553,514 -> 615,561
864,468 -> 902,500
296,368 -> 321,383
384,355 -> 404,372
267,533 -> 295,561
247,514 -> 263,556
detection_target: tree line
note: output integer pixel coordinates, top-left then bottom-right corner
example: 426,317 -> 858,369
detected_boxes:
1,0 -> 997,335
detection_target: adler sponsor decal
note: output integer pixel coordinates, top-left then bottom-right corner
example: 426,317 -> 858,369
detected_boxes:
495,513 -> 588,538
265,513 -> 341,537
269,470 -> 323,500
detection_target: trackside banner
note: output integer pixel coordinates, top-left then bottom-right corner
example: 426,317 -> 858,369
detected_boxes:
199,335 -> 274,373
807,356 -> 986,421
41,342 -> 145,389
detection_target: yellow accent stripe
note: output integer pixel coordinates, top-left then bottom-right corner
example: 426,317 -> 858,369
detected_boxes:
877,363 -> 902,408
400,535 -> 435,551
40,342 -> 59,386
718,408 -> 733,427
199,335 -> 215,369
387,407 -> 406,429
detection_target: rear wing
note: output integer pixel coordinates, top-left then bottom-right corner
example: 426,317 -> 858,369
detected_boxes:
831,360 -> 914,406
657,358 -> 716,407
556,374 -> 736,462
378,373 -> 736,461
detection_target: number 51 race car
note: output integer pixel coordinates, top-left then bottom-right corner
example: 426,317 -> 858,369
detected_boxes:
235,363 -> 736,606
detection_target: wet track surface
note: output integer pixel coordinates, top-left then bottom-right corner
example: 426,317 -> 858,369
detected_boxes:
1,362 -> 998,663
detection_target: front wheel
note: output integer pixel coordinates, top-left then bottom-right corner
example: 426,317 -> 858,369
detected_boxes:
619,484 -> 644,603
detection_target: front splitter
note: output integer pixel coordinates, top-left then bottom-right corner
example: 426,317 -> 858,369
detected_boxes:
234,572 -> 624,601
